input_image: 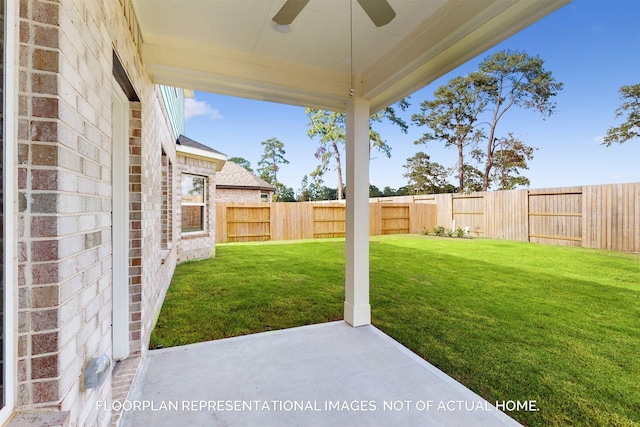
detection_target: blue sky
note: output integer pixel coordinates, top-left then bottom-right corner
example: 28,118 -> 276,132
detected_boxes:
184,0 -> 640,192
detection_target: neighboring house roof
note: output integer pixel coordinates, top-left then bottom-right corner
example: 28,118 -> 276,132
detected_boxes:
177,134 -> 225,155
216,161 -> 275,192
176,135 -> 226,170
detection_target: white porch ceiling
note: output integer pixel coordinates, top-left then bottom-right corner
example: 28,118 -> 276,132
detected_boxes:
132,0 -> 569,112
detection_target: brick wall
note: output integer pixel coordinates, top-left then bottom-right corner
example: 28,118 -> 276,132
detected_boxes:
217,188 -> 272,203
176,155 -> 217,262
127,102 -> 143,356
138,87 -> 177,358
13,0 -> 178,425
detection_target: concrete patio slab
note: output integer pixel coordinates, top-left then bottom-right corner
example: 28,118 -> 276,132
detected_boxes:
119,321 -> 520,426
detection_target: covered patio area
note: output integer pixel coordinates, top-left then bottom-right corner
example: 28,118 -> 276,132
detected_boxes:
121,322 -> 519,426
119,1 -> 567,425
131,0 -> 570,327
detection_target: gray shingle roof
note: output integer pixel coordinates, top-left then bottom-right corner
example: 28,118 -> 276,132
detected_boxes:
176,135 -> 225,155
216,161 -> 275,191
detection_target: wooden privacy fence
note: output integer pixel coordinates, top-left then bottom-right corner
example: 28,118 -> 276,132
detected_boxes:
217,183 -> 638,252
444,184 -> 639,252
369,183 -> 638,253
216,202 -> 437,243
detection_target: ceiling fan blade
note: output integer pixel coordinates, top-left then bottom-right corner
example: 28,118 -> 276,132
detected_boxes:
357,0 -> 396,27
273,0 -> 310,25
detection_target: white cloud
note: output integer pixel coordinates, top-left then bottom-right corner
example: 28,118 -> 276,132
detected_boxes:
185,98 -> 223,121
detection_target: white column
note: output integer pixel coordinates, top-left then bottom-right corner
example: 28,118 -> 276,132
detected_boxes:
344,97 -> 371,327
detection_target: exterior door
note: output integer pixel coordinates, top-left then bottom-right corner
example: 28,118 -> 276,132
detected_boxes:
111,81 -> 130,360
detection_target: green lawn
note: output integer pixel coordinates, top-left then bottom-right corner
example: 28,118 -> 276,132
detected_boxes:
151,235 -> 640,426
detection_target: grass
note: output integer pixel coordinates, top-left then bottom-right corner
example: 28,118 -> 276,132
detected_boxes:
151,235 -> 640,426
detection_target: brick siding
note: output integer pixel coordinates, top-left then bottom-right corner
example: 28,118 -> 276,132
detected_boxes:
217,188 -> 273,203
176,155 -> 217,262
12,0 -> 179,425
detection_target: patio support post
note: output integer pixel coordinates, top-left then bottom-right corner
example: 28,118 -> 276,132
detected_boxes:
344,97 -> 371,327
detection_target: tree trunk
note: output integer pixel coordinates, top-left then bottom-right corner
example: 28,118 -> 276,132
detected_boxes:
272,158 -> 280,201
483,110 -> 499,190
457,141 -> 464,192
333,141 -> 344,200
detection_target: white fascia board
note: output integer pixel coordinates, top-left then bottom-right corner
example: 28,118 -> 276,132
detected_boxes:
176,145 -> 227,171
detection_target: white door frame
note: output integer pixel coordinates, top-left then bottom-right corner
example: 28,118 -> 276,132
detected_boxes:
111,80 -> 130,360
1,0 -> 18,421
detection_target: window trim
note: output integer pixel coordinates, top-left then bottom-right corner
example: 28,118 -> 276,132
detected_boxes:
181,174 -> 207,234
161,150 -> 173,250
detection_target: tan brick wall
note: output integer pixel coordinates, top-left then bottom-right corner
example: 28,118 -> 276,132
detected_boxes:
217,188 -> 272,203
13,0 -> 178,425
176,155 -> 217,262
138,86 -> 178,360
128,102 -> 143,356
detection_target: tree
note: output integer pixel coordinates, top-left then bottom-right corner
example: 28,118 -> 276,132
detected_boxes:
278,185 -> 296,202
305,99 -> 409,200
369,184 -> 382,198
317,186 -> 337,201
603,83 -> 640,146
297,175 -> 311,202
257,137 -> 289,201
227,156 -> 254,173
309,166 -> 325,199
297,170 -> 332,202
382,186 -> 396,197
305,110 -> 346,199
475,50 -> 563,190
402,152 -> 450,194
395,186 -> 412,196
461,163 -> 484,193
369,100 -> 411,158
412,75 -> 486,192
491,133 -> 536,190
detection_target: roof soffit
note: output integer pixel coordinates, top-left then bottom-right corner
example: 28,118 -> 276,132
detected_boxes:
132,0 -> 570,112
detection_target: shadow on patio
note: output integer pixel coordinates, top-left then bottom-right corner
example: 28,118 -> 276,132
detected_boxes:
119,321 -> 519,426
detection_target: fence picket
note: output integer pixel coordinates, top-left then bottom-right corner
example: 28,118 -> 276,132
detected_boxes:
216,183 -> 639,252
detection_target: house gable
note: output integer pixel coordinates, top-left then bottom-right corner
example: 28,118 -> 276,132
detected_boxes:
216,161 -> 275,203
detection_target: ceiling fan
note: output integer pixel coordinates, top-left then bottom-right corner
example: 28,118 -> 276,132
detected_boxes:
273,0 -> 396,28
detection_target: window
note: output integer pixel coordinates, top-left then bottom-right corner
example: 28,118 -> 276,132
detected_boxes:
260,193 -> 268,202
161,151 -> 173,248
181,174 -> 206,233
